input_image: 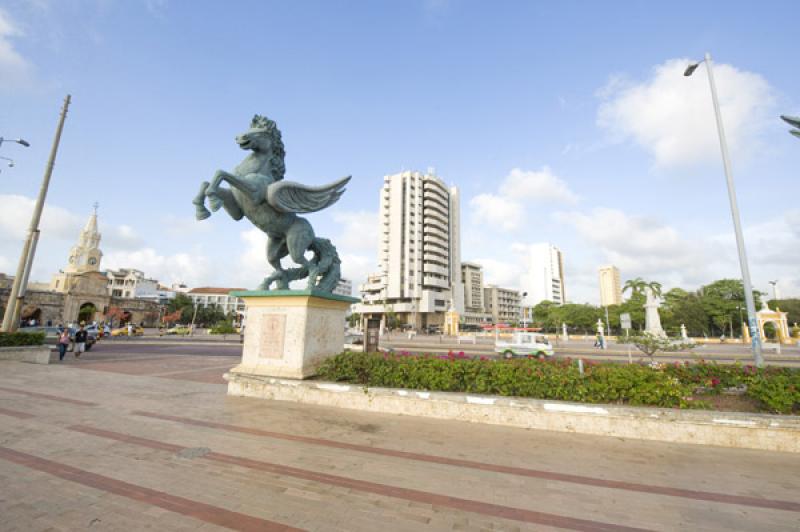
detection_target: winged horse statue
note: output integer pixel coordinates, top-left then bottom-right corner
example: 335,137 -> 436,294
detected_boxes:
193,115 -> 350,293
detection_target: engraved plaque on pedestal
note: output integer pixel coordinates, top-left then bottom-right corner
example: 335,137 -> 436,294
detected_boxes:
259,314 -> 286,359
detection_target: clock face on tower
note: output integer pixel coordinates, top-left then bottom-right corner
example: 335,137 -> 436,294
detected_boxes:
69,256 -> 75,264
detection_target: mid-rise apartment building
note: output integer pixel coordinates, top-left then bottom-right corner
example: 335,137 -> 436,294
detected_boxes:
356,170 -> 463,329
483,285 -> 521,324
105,268 -> 159,298
187,287 -> 246,316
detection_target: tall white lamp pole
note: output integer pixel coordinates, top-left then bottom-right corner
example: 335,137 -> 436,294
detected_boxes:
684,54 -> 763,366
2,95 -> 71,332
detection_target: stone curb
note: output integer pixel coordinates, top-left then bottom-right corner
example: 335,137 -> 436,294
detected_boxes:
0,345 -> 55,364
225,373 -> 800,453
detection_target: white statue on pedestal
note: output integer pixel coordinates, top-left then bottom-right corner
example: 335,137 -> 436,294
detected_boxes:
680,323 -> 689,341
644,287 -> 666,337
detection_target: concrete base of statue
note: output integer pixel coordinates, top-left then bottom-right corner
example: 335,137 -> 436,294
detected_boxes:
225,290 -> 357,393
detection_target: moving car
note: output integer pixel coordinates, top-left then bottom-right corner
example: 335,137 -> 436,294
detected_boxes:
111,325 -> 144,337
494,332 -> 554,359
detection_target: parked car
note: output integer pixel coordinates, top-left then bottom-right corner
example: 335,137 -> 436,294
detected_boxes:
494,332 -> 554,359
111,325 -> 144,337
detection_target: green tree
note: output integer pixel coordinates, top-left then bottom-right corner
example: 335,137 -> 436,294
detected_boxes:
559,304 -> 602,334
195,304 -> 226,327
696,279 -> 759,337
167,293 -> 193,312
347,312 -> 361,328
768,299 -> 800,326
661,288 -> 709,337
532,300 -> 558,332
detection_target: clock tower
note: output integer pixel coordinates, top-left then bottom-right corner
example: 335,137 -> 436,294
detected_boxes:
65,204 -> 103,274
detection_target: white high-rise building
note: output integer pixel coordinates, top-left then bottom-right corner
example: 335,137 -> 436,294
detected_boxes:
599,265 -> 622,307
356,170 -> 463,329
461,261 -> 491,325
521,243 -> 565,307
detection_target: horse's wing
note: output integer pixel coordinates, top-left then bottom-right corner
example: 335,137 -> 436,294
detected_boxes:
266,176 -> 351,213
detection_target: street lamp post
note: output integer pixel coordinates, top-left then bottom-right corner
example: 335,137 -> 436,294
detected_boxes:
0,136 -> 30,173
0,137 -> 31,149
768,280 -> 779,301
1,95 -> 71,333
684,54 -> 763,366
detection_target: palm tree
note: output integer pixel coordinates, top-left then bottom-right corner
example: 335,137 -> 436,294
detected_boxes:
623,278 -> 648,298
623,278 -> 662,299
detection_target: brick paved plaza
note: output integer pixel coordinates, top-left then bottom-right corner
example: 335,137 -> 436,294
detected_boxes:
1,344 -> 798,531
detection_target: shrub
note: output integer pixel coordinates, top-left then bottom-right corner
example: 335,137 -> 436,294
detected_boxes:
318,352 -> 695,408
210,321 -> 237,335
747,374 -> 800,414
318,352 -> 800,414
0,331 -> 46,347
617,332 -> 695,358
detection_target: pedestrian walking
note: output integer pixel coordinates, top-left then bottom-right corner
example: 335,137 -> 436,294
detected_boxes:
127,323 -> 133,338
594,332 -> 602,349
57,328 -> 70,361
74,324 -> 88,358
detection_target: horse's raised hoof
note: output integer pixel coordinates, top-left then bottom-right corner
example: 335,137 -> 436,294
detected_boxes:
208,195 -> 223,212
195,206 -> 211,220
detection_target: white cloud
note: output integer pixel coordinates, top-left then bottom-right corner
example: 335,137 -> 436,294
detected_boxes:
555,207 -> 716,286
470,193 -> 523,231
331,210 -> 379,254
103,248 -> 214,288
0,8 -> 33,89
0,194 -> 83,242
103,224 -> 145,250
472,257 -> 523,290
470,167 -> 578,231
235,228 -> 269,288
597,58 -> 775,167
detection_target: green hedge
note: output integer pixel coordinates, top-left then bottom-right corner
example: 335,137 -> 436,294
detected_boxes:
663,360 -> 800,414
210,322 -> 237,335
0,331 -> 46,347
318,352 -> 800,414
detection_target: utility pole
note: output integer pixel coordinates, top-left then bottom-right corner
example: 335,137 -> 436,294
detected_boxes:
2,95 -> 71,333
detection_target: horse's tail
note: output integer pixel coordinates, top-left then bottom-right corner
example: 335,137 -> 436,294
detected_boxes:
309,237 -> 342,292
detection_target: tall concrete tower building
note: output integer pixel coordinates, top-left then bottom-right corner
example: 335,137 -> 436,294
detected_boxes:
599,265 -> 622,306
520,243 -> 565,307
357,170 -> 463,329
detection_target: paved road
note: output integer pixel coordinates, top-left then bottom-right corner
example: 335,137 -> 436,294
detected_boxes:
85,336 -> 800,367
380,336 -> 800,367
87,337 -> 243,359
1,349 -> 798,531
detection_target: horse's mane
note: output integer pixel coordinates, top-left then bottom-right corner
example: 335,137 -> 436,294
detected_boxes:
251,114 -> 286,180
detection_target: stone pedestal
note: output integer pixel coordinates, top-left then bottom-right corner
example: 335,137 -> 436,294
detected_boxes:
226,290 -> 357,389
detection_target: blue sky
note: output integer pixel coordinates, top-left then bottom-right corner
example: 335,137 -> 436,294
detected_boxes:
1,0 -> 798,303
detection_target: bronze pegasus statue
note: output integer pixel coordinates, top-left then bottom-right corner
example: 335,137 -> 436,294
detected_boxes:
193,115 -> 349,293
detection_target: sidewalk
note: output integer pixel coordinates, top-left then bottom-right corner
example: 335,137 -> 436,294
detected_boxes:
1,354 -> 798,531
